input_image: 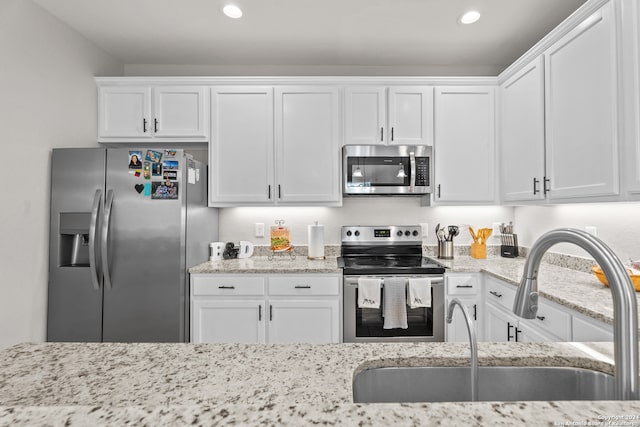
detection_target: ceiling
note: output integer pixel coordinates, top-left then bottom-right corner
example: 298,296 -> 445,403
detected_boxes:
33,0 -> 587,75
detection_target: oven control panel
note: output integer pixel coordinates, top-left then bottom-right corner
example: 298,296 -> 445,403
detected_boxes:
342,225 -> 422,243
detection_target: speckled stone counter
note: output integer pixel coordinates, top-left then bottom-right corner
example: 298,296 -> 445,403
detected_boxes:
2,341 -> 640,426
189,256 -> 341,274
439,255 -> 640,326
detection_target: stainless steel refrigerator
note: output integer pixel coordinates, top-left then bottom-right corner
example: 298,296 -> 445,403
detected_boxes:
47,147 -> 217,342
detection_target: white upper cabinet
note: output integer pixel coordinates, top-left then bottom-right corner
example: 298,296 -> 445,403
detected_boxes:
275,86 -> 341,204
499,56 -> 546,203
209,86 -> 274,205
99,86 -> 151,139
624,0 -> 640,197
434,86 -> 496,203
98,85 -> 209,142
209,86 -> 341,207
544,1 -> 619,200
344,86 -> 433,146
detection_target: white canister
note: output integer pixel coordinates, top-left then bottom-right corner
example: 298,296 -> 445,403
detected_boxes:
307,221 -> 325,260
209,242 -> 225,261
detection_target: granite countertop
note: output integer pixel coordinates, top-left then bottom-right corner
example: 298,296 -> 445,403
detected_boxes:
189,250 -> 631,326
189,256 -> 341,274
2,341 -> 640,425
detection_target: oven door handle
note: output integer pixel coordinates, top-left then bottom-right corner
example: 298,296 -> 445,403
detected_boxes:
344,277 -> 444,286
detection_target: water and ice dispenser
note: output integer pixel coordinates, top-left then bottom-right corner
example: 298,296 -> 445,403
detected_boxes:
59,212 -> 91,267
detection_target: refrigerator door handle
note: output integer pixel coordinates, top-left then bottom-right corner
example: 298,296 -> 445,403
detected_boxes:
88,189 -> 102,291
101,189 -> 114,290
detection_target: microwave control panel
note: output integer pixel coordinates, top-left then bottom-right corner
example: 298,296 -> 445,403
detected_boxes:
415,157 -> 429,186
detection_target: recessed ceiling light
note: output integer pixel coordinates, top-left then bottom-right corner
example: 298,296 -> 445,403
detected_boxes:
460,10 -> 481,25
223,4 -> 243,19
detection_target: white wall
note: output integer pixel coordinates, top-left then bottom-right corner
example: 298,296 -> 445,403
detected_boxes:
219,198 -> 514,247
514,203 -> 640,262
0,0 -> 123,350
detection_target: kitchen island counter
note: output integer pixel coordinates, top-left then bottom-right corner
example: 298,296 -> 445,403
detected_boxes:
1,341 -> 639,425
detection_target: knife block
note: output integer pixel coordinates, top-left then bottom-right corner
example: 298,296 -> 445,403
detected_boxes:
471,243 -> 486,259
500,233 -> 519,258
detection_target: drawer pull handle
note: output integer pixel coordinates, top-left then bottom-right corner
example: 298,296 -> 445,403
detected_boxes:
218,285 -> 235,289
295,285 -> 311,289
536,316 -> 546,321
456,285 -> 473,288
489,291 -> 503,298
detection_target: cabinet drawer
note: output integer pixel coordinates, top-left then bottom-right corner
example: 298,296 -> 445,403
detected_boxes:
192,276 -> 266,296
526,299 -> 572,341
269,276 -> 340,296
446,275 -> 479,295
485,277 -> 516,311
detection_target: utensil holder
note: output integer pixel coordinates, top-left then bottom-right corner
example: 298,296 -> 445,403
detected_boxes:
471,243 -> 486,259
438,241 -> 454,259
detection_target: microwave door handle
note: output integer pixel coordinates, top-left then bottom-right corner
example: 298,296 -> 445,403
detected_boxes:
409,151 -> 416,192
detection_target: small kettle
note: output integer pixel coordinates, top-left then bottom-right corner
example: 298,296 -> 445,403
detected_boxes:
238,241 -> 254,259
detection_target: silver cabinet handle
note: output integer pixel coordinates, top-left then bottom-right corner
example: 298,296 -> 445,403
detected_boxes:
101,190 -> 114,290
489,291 -> 502,298
88,189 -> 102,291
218,285 -> 235,289
294,285 -> 311,289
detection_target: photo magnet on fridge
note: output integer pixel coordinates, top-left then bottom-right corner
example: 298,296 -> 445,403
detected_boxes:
128,151 -> 143,169
143,183 -> 151,196
163,160 -> 179,170
151,181 -> 179,200
145,149 -> 163,164
164,149 -> 177,158
163,170 -> 177,181
152,162 -> 163,176
143,162 -> 151,179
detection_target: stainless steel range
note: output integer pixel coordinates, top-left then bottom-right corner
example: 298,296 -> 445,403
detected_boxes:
338,225 -> 446,342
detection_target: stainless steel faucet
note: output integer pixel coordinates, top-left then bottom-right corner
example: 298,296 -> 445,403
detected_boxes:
447,298 -> 478,401
512,228 -> 639,400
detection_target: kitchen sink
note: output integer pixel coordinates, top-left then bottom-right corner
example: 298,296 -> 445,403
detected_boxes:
353,366 -> 615,403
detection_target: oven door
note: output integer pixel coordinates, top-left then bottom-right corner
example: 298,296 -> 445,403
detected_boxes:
343,275 -> 445,343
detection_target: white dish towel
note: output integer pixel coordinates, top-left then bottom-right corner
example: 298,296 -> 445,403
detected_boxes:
357,278 -> 381,308
383,278 -> 408,329
407,278 -> 432,308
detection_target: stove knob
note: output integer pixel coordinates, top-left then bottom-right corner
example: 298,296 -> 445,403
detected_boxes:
404,230 -> 411,236
354,230 -> 360,237
412,230 -> 419,236
346,230 -> 352,237
397,231 -> 403,237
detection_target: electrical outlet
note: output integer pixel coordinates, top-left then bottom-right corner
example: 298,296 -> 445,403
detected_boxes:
419,223 -> 429,238
585,226 -> 597,237
255,223 -> 265,238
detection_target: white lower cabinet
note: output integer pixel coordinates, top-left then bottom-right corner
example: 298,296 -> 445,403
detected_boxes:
483,274 -> 613,342
191,273 -> 341,344
267,300 -> 340,344
445,273 -> 483,342
192,299 -> 265,344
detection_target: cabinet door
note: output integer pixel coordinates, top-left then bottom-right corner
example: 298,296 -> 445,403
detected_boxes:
446,296 -> 481,342
345,87 -> 386,145
484,303 -> 517,342
388,87 -> 433,146
572,314 -> 613,341
191,299 -> 265,343
209,87 -> 274,206
153,86 -> 208,139
275,87 -> 341,204
99,86 -> 151,139
267,300 -> 340,344
500,56 -> 546,202
544,2 -> 619,200
434,86 -> 496,203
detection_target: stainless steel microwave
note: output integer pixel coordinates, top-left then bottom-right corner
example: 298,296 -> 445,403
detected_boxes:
343,145 -> 432,195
